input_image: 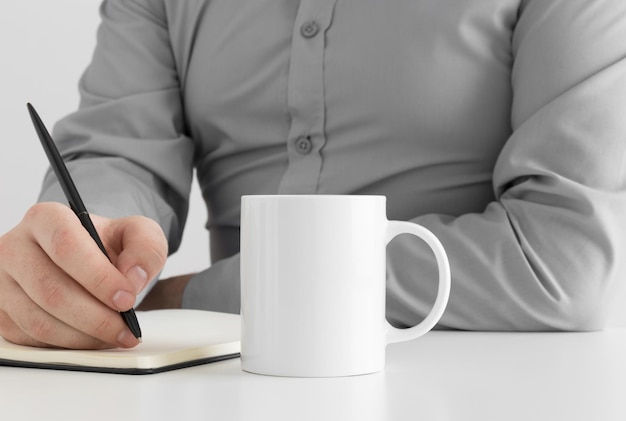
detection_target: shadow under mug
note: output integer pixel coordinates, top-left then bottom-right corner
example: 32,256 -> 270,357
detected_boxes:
240,195 -> 451,377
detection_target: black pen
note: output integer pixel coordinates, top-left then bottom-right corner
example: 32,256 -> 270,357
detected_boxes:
27,103 -> 142,342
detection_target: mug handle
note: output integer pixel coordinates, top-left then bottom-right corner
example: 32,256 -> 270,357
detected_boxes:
385,220 -> 451,344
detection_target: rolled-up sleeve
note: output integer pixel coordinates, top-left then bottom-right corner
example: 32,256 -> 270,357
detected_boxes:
39,0 -> 195,254
387,0 -> 626,331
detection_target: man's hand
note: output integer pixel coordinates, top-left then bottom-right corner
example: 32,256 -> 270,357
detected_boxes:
0,202 -> 168,349
137,273 -> 195,311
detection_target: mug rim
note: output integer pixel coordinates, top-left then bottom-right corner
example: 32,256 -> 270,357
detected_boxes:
241,194 -> 386,200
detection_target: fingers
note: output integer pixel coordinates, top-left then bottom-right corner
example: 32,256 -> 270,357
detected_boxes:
101,214 -> 168,294
24,203 -> 137,312
25,204 -> 168,312
0,283 -> 112,350
0,202 -> 167,349
0,221 -> 137,349
0,309 -> 50,348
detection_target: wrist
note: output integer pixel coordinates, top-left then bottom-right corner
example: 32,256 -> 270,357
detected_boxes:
137,273 -> 194,311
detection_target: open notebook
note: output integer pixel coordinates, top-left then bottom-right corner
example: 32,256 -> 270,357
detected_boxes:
0,310 -> 240,375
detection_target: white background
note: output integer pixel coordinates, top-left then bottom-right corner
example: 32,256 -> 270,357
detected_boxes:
0,1 -> 624,325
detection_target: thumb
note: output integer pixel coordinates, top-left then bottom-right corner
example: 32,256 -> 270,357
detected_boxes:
97,215 -> 168,294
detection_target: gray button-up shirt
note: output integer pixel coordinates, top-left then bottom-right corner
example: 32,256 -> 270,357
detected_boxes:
41,0 -> 626,330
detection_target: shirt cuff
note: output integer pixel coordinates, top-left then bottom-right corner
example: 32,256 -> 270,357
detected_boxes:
181,254 -> 241,314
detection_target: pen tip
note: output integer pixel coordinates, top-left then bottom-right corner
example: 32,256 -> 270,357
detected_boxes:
138,337 -> 143,343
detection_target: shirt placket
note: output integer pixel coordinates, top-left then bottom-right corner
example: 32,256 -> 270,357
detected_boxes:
278,0 -> 337,194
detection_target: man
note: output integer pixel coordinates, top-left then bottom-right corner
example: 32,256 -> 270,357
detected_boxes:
1,0 -> 626,349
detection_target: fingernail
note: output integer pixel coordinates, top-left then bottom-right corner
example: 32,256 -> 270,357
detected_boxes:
112,290 -> 136,311
117,329 -> 139,348
127,266 -> 148,293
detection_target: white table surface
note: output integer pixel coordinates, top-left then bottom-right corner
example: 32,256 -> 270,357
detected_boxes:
1,329 -> 624,421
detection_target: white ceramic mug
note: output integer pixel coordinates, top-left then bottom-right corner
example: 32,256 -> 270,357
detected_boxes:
240,195 -> 450,377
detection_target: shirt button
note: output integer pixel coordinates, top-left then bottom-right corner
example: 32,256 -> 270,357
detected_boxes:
295,136 -> 313,154
300,21 -> 320,38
